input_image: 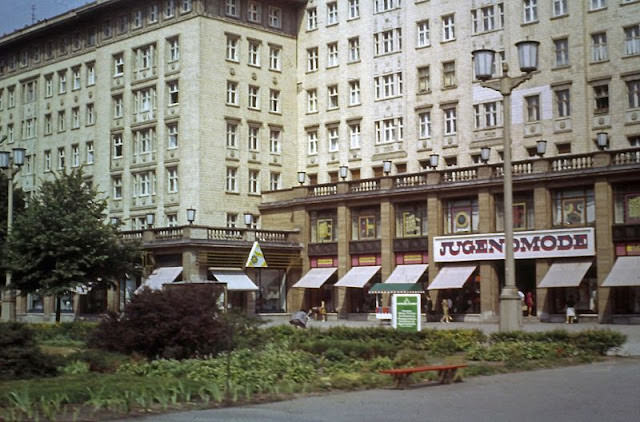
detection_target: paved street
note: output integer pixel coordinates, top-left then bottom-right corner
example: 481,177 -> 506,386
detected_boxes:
121,359 -> 640,422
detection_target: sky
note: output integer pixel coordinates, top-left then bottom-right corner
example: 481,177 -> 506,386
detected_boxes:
0,0 -> 92,37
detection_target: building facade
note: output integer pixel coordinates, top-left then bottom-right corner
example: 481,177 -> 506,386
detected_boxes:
1,0 -> 639,322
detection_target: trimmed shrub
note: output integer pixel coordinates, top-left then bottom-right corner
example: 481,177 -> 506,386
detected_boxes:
570,329 -> 626,355
0,323 -> 59,380
66,349 -> 130,373
31,322 -> 97,344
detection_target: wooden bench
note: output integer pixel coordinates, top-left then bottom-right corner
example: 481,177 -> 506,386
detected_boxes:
380,364 -> 467,388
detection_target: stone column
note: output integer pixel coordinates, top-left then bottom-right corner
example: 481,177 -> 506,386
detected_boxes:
594,178 -> 614,323
427,193 -> 442,307
534,185 -> 552,320
336,203 -> 351,315
181,249 -> 201,282
380,199 -> 395,281
478,189 -> 499,321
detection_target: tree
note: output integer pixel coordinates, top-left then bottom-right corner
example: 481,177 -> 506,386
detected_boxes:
2,170 -> 140,322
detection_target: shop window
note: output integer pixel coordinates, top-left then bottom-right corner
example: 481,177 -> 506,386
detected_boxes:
552,188 -> 595,227
395,203 -> 427,238
613,185 -> 640,224
351,208 -> 380,240
55,294 -> 74,313
311,210 -> 337,243
27,294 -> 44,313
496,193 -> 534,231
444,198 -> 478,234
251,268 -> 287,313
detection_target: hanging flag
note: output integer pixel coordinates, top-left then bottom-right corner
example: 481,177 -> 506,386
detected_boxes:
245,241 -> 268,268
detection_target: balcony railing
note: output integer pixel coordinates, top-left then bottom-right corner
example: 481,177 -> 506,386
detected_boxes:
120,225 -> 300,245
551,154 -> 593,172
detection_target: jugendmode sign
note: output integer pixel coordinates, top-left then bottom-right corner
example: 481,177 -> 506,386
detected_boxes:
433,228 -> 595,262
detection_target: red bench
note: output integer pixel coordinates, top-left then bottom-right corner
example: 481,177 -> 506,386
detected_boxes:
380,364 -> 467,388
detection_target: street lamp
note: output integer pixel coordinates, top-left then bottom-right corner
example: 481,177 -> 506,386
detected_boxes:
186,208 -> 196,225
297,171 -> 306,185
480,146 -> 491,164
1,144 -> 26,322
382,160 -> 392,175
472,39 -> 539,332
596,132 -> 609,150
339,165 -> 348,180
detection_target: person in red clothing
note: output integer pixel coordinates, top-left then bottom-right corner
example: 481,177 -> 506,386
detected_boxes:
525,291 -> 534,317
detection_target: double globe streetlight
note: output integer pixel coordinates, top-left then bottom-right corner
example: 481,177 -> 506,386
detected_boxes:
0,144 -> 26,322
472,40 -> 539,332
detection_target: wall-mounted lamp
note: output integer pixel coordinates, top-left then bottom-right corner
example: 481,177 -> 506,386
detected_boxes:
480,147 -> 491,164
382,160 -> 392,175
429,154 -> 439,169
536,140 -> 547,157
145,213 -> 155,228
297,171 -> 306,185
186,208 -> 196,225
244,212 -> 253,227
339,165 -> 348,180
596,132 -> 608,150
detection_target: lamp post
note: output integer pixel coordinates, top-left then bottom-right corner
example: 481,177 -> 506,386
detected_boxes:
1,144 -> 26,322
472,40 -> 539,332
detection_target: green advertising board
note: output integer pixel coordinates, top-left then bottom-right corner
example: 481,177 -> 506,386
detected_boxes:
392,294 -> 421,332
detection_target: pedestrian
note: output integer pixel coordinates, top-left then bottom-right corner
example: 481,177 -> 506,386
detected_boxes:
525,291 -> 534,317
441,297 -> 452,323
566,296 -> 576,324
425,293 -> 433,322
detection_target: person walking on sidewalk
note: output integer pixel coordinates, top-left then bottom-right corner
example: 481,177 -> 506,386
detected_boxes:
441,297 -> 452,323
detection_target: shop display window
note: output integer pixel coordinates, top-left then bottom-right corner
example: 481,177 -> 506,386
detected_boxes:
613,185 -> 640,224
351,208 -> 380,240
395,203 -> 427,238
444,198 -> 478,234
310,210 -> 337,243
552,188 -> 595,227
496,193 -> 534,231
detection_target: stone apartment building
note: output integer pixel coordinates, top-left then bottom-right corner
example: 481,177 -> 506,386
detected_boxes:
1,0 -> 639,322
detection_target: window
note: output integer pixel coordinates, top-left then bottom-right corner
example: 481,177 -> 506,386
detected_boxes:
22,80 -> 37,103
58,71 -> 67,94
590,0 -> 606,11
133,128 -> 155,161
307,8 -> 317,30
523,0 -> 537,23
57,111 -> 66,132
327,2 -> 338,25
552,0 -> 567,17
628,80 -> 640,109
374,28 -> 402,55
472,4 -> 503,33
132,171 -> 156,198
418,66 -> 430,93
22,118 -> 36,139
71,67 -> 81,90
625,25 -> 640,56
327,85 -> 339,109
249,169 -> 260,194
248,1 -> 261,22
136,44 -> 154,70
181,0 -> 192,13
443,107 -> 457,135
417,20 -> 430,47
113,95 -> 123,118
71,145 -> 80,167
225,0 -> 239,17
473,101 -> 501,129
166,214 -> 178,227
86,103 -> 95,125
86,142 -> 94,164
226,81 -> 238,105
44,150 -> 51,171
554,38 -> 569,66
374,0 -> 400,13
269,129 -> 281,153
133,9 -> 143,29
167,123 -> 178,149
328,127 -> 339,152
308,130 -> 318,154
396,203 -> 427,238
349,80 -> 360,105
133,87 -> 156,122
556,89 -> 571,117
117,15 -> 128,34
168,81 -> 179,105
349,0 -> 360,19
594,85 -> 609,113
103,20 -> 113,39
553,188 -> 595,226
442,14 -> 455,41
270,172 -> 281,190
591,32 -> 607,62
113,134 -> 123,158
248,126 -> 260,151
58,147 -> 65,169
354,213 -> 378,240
526,95 -> 540,121
349,123 -> 361,149
374,72 -> 403,100
442,61 -> 456,88
112,176 -> 122,199
445,198 -> 479,234
269,45 -> 281,70
226,121 -> 238,147
248,85 -> 260,109
113,54 -> 124,76
44,114 -> 52,135
248,40 -> 260,66
226,35 -> 239,61
226,213 -> 238,228
86,62 -> 95,85
148,4 -> 159,23
375,117 -> 403,143
45,75 -> 53,97
168,38 -> 180,62
7,86 -> 15,108
327,42 -> 338,67
418,111 -> 431,138
307,47 -> 318,71
269,89 -> 280,113
348,37 -> 360,62
226,167 -> 238,192
165,0 -> 176,18
307,89 -> 318,113
167,167 -> 179,193
268,6 -> 281,28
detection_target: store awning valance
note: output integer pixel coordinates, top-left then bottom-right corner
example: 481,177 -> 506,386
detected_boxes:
384,264 -> 428,284
211,270 -> 258,291
602,257 -> 640,287
334,266 -> 381,288
538,260 -> 593,288
427,265 -> 477,290
369,283 -> 424,294
292,267 -> 337,288
136,266 -> 183,293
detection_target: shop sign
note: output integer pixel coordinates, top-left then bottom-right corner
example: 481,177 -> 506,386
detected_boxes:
312,257 -> 337,267
392,294 -> 421,332
395,252 -> 428,265
433,228 -> 595,262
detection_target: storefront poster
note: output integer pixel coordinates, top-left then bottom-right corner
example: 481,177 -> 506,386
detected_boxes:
392,294 -> 421,332
562,198 -> 585,226
433,227 -> 595,262
625,194 -> 640,223
317,219 -> 333,242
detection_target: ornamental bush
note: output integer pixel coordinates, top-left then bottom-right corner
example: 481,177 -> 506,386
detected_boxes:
0,322 -> 59,380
